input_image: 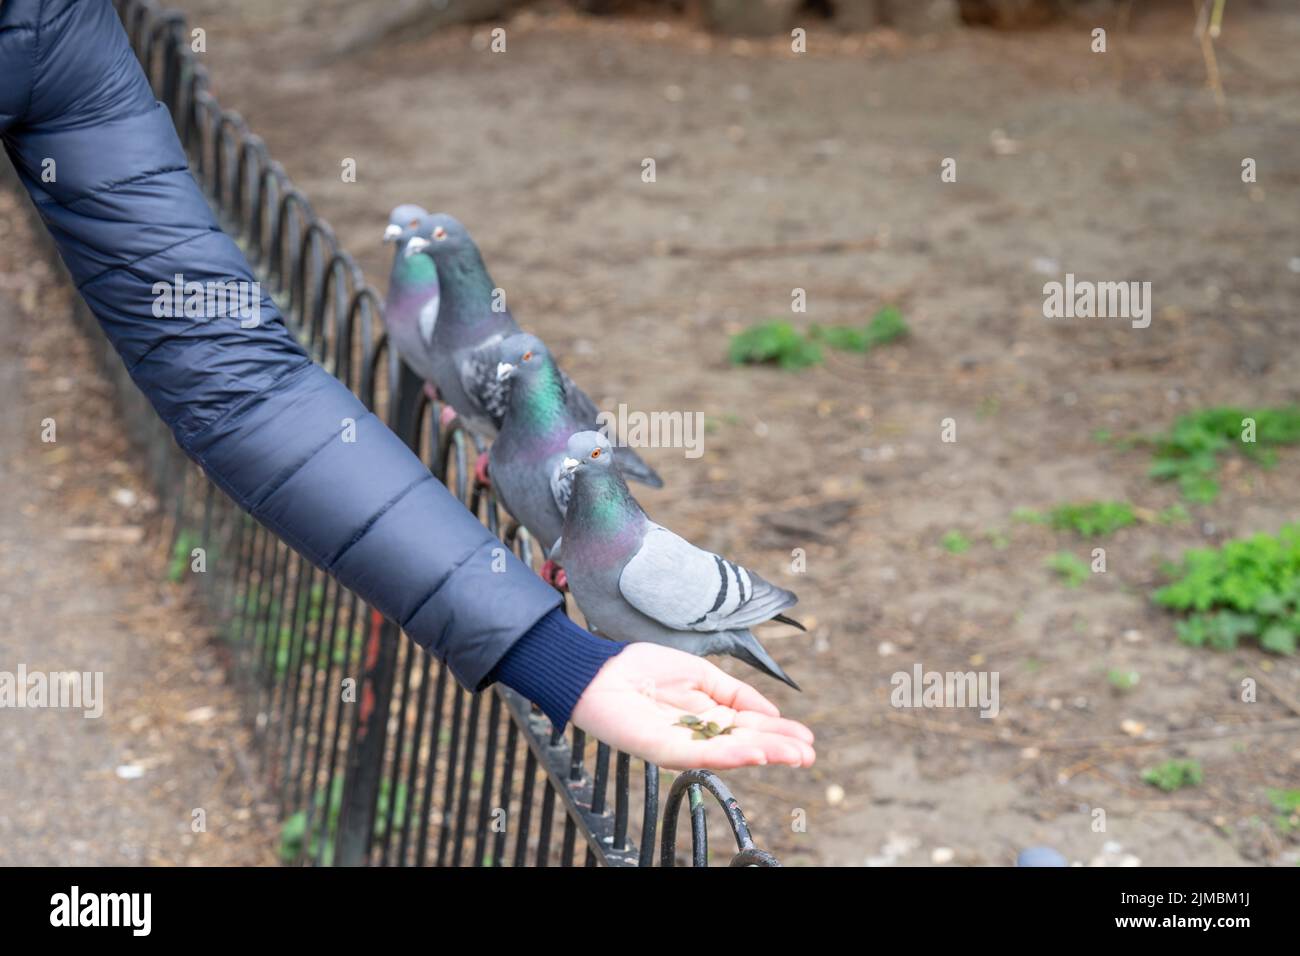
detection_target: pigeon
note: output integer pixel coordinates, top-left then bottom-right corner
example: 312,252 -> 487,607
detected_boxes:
489,334 -> 584,557
382,204 -> 440,384
413,213 -> 663,488
554,430 -> 802,688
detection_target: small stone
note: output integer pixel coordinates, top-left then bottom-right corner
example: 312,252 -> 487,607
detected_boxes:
931,846 -> 955,864
826,784 -> 845,806
184,706 -> 217,724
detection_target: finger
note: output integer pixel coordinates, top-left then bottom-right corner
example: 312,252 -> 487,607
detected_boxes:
723,727 -> 816,767
698,660 -> 780,717
655,738 -> 772,772
659,688 -> 730,714
730,711 -> 815,745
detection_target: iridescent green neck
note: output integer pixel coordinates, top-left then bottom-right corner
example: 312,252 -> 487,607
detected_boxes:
516,360 -> 567,432
395,249 -> 438,287
575,468 -> 643,537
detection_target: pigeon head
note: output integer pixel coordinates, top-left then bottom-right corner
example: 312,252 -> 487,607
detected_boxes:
495,333 -> 551,384
563,431 -> 617,476
418,213 -> 479,263
383,203 -> 430,245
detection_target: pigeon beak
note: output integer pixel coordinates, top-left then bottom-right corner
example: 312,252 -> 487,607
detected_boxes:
383,223 -> 402,242
562,457 -> 580,474
404,235 -> 431,257
496,362 -> 516,382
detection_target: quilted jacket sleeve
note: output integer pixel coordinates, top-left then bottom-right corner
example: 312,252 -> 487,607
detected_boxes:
0,0 -> 564,691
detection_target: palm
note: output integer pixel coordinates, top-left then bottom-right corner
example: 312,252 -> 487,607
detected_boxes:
570,643 -> 815,771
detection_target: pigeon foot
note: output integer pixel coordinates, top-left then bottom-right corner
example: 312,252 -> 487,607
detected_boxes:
539,559 -> 567,592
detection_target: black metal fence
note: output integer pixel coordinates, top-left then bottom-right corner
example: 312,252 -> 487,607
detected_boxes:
69,0 -> 781,867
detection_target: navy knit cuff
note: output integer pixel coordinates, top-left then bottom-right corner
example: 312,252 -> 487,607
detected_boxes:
489,608 -> 625,728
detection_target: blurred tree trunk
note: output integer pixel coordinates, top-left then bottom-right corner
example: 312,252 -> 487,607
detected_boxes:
333,0 -> 525,57
956,0 -> 1058,28
700,0 -> 801,35
881,0 -> 960,32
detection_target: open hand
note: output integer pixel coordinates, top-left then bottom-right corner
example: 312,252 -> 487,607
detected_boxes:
570,643 -> 815,770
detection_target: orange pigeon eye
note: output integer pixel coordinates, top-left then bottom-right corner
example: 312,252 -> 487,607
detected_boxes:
522,351 -> 533,362
591,448 -> 602,459
407,218 -> 420,228
433,226 -> 448,240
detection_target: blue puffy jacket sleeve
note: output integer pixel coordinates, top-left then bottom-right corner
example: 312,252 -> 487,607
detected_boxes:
0,0 -> 574,693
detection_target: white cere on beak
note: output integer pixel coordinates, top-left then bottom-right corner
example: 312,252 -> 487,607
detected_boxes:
405,236 -> 431,256
496,362 -> 515,382
562,457 -> 580,473
383,223 -> 402,242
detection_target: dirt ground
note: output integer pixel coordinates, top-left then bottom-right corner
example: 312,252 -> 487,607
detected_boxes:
19,0 -> 1300,866
0,190 -> 278,865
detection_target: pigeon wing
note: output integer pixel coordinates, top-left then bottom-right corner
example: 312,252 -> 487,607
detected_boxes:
618,525 -> 794,632
457,342 -> 510,425
549,459 -> 574,516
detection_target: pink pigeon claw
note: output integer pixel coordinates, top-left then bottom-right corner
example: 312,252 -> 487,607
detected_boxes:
423,381 -> 440,402
539,559 -> 568,592
438,404 -> 458,429
474,451 -> 491,487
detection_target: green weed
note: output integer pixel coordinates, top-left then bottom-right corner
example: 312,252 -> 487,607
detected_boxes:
1142,759 -> 1203,793
1147,406 -> 1300,502
1153,524 -> 1300,654
1046,552 -> 1090,587
728,307 -> 908,370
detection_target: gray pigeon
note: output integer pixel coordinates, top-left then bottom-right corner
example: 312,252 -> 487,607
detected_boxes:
382,204 -> 440,384
413,214 -> 663,488
489,334 -> 582,558
555,431 -> 802,688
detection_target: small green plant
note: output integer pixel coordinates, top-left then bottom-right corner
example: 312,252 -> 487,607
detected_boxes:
1048,501 -> 1137,537
1157,503 -> 1192,525
728,320 -> 823,370
1147,406 -> 1300,502
1046,552 -> 1090,587
1107,668 -> 1140,692
168,529 -> 201,583
810,305 -> 909,353
279,775 -> 413,865
1142,759 -> 1203,792
941,530 -> 972,554
986,530 -> 1010,550
1267,788 -> 1300,833
729,307 -> 907,370
1153,524 -> 1300,654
